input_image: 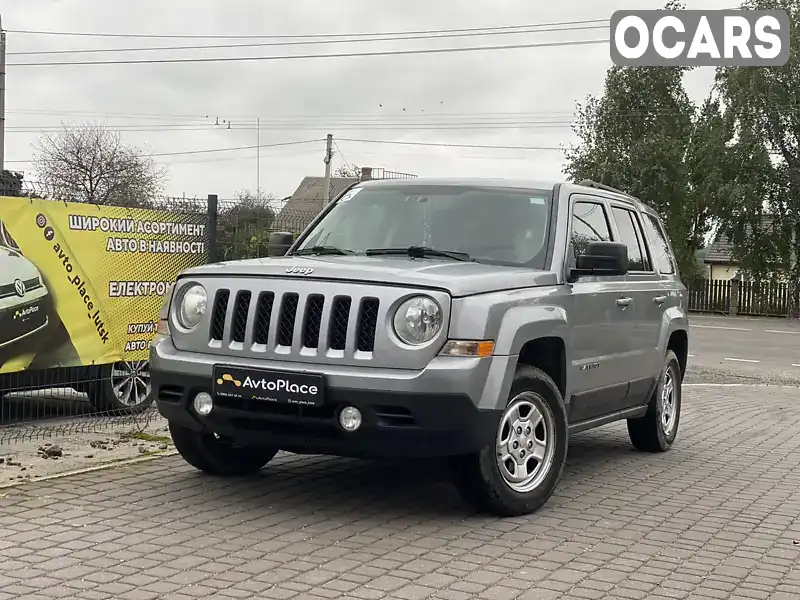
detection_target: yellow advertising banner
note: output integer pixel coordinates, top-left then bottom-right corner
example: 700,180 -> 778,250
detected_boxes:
0,196 -> 208,374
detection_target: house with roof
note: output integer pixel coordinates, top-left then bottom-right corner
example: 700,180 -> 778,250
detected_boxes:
273,166 -> 418,234
273,176 -> 358,233
702,217 -> 792,281
703,230 -> 741,280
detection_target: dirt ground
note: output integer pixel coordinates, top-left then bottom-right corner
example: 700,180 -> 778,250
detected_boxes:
0,415 -> 175,485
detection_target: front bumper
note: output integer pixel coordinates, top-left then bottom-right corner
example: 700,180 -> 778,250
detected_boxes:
151,337 -> 514,459
0,294 -> 50,349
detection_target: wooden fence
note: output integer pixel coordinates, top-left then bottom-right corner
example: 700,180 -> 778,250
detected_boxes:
687,279 -> 795,317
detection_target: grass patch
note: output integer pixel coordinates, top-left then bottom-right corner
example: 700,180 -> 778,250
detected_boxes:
121,431 -> 172,444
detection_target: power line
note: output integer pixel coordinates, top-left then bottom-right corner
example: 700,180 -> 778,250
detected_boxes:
332,138 -> 351,170
2,139 -> 325,162
3,137 -> 565,165
7,24 -> 607,56
337,138 -> 564,150
7,38 -> 609,67
6,108 -> 209,119
150,138 -> 324,157
4,123 -> 577,133
5,108 -> 712,120
5,18 -> 609,40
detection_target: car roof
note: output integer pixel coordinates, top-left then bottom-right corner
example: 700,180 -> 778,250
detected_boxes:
355,177 -> 656,214
356,177 -> 561,191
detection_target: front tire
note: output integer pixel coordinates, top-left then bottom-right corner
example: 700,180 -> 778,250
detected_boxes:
627,349 -> 682,452
450,365 -> 568,517
169,422 -> 278,475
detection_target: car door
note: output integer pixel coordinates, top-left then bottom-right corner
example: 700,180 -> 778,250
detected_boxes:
640,208 -> 683,362
607,202 -> 666,406
565,195 -> 636,424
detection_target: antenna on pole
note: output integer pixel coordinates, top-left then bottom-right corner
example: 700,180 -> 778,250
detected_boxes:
0,13 -> 6,172
323,134 -> 333,206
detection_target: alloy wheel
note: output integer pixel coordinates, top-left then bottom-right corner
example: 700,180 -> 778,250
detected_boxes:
660,366 -> 678,437
496,392 -> 556,493
110,360 -> 152,407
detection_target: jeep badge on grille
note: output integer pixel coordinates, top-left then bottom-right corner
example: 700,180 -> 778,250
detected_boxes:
286,267 -> 314,275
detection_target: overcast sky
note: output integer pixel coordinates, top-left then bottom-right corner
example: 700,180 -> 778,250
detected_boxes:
2,0 -> 733,201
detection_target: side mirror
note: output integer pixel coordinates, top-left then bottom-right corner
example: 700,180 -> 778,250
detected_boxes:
268,232 -> 294,256
570,241 -> 628,280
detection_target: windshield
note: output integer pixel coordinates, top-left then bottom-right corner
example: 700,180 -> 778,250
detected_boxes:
293,184 -> 554,268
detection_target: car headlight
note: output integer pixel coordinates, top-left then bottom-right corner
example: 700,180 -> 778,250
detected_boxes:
393,296 -> 443,345
177,284 -> 207,330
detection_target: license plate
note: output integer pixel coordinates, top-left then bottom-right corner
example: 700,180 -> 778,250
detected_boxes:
212,365 -> 324,407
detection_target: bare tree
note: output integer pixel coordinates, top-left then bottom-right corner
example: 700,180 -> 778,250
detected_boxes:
32,122 -> 168,207
334,164 -> 361,179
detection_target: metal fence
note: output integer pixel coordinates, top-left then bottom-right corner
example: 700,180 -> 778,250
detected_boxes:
687,278 -> 797,317
0,179 -> 317,444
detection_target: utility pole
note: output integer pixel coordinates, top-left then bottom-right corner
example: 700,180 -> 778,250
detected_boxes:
256,117 -> 260,194
0,14 -> 6,172
323,133 -> 333,205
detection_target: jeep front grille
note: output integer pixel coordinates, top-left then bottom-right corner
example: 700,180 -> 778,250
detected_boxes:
209,286 -> 380,356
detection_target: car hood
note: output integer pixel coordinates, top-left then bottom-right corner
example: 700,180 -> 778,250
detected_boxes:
180,255 -> 558,296
0,254 -> 41,283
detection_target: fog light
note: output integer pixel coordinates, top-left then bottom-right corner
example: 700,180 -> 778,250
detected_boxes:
193,392 -> 213,416
339,406 -> 362,431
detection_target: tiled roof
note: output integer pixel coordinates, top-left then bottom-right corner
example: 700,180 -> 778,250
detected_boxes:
704,232 -> 734,264
704,217 -> 776,265
273,176 -> 358,232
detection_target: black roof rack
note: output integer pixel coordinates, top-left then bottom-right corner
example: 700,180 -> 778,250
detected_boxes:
577,179 -> 662,214
577,179 -> 635,198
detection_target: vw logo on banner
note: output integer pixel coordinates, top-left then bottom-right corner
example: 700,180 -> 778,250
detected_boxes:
13,279 -> 26,297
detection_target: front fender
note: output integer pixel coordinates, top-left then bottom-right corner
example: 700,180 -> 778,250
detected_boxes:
480,305 -> 569,411
494,304 -> 569,356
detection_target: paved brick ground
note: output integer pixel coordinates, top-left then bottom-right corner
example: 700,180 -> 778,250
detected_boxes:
1,385 -> 800,600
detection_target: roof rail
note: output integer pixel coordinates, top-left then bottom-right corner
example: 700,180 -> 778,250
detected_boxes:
577,179 -> 635,198
577,179 -> 663,215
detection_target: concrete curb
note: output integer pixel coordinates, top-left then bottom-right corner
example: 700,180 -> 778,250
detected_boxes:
684,383 -> 800,388
0,450 -> 178,489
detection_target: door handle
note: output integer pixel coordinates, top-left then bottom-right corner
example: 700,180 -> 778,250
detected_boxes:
616,297 -> 633,307
653,295 -> 667,305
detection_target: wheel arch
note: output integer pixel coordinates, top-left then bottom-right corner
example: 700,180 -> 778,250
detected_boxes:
490,305 -> 569,411
666,328 -> 688,378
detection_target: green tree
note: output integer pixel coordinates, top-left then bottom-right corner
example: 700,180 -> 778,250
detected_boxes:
563,0 -> 737,282
564,63 -> 728,281
0,170 -> 23,197
714,0 -> 799,301
216,189 -> 278,261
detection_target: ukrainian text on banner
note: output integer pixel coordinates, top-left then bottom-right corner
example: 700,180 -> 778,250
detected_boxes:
0,197 -> 208,374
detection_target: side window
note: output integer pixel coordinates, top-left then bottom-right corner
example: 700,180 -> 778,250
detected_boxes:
611,206 -> 651,272
642,212 -> 676,274
570,201 -> 612,256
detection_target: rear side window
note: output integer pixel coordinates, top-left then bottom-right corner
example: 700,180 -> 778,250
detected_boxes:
611,207 -> 652,272
570,201 -> 612,256
641,212 -> 676,274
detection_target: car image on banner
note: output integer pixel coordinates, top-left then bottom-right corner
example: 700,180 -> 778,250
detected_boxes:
0,245 -> 50,354
0,196 -> 209,415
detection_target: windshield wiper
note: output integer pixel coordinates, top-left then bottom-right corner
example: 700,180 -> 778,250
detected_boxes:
365,246 -> 473,262
293,245 -> 354,256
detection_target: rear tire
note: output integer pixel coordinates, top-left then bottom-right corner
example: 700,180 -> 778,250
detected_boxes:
450,365 -> 568,517
627,349 -> 682,453
169,422 -> 278,475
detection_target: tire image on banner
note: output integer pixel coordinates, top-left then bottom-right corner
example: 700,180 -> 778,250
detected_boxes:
0,196 -> 209,409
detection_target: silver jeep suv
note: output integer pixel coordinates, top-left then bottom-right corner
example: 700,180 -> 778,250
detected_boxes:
151,178 -> 689,517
